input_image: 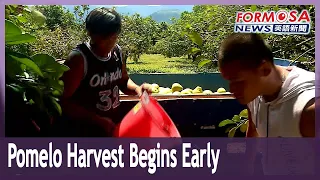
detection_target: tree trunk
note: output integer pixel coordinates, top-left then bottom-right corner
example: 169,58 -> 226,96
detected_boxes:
123,50 -> 129,64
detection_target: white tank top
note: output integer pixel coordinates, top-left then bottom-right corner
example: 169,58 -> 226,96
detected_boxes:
247,66 -> 316,175
248,66 -> 315,137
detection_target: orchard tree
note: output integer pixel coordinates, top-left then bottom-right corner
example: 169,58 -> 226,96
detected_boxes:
34,5 -> 77,31
176,5 -> 244,68
119,14 -> 157,63
245,5 -> 315,71
30,5 -> 88,59
152,24 -> 191,58
175,5 -> 315,71
29,27 -> 84,59
73,5 -> 90,42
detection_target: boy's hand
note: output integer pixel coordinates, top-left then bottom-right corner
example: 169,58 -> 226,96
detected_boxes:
135,83 -> 153,97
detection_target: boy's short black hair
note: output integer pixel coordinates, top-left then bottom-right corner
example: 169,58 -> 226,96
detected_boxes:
85,7 -> 121,37
218,33 -> 274,69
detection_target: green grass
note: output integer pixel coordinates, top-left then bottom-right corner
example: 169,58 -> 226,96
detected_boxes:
126,54 -> 217,74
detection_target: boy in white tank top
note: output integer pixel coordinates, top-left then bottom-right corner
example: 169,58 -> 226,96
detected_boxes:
218,33 -> 315,137
217,33 -> 316,175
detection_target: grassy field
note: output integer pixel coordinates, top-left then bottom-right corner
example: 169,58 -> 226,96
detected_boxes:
126,54 -> 218,74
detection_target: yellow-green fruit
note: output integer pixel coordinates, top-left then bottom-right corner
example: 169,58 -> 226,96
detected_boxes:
181,89 -> 193,94
203,90 -> 214,95
152,86 -> 159,93
31,10 -> 46,25
192,86 -> 203,94
240,121 -> 248,133
151,83 -> 159,89
217,87 -> 226,93
159,87 -> 172,94
172,91 -> 180,95
171,83 -> 183,92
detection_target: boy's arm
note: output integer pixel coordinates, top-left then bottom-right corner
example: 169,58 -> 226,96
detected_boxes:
246,107 -> 259,137
119,63 -> 140,96
299,98 -> 316,137
60,51 -> 114,135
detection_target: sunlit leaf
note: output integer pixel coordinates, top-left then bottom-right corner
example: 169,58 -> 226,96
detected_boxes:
6,34 -> 36,45
188,31 -> 203,47
232,115 -> 241,122
219,119 -> 236,127
198,59 -> 212,68
186,47 -> 201,55
32,54 -> 69,78
5,19 -> 22,36
239,109 -> 248,118
240,120 -> 248,133
228,127 -> 237,137
5,20 -> 36,44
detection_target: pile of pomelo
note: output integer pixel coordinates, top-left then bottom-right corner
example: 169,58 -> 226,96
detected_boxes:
150,83 -> 229,95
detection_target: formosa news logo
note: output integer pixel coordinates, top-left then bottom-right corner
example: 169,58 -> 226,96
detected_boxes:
234,10 -> 311,34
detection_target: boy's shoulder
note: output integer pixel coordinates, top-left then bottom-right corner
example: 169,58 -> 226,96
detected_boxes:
68,50 -> 84,60
64,49 -> 85,67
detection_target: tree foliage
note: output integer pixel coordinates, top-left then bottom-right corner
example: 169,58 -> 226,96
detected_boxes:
180,5 -> 315,71
7,5 -> 315,69
5,5 -> 69,136
119,14 -> 157,63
